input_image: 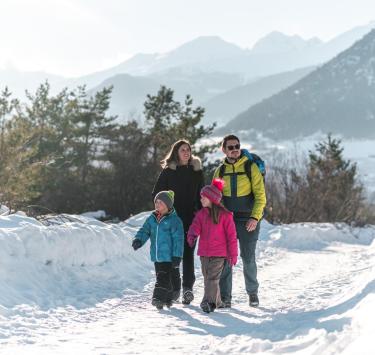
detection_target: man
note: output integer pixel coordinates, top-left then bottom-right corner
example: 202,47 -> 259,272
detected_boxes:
213,134 -> 266,308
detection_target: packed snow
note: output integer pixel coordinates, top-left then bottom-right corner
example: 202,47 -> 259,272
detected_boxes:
0,211 -> 374,354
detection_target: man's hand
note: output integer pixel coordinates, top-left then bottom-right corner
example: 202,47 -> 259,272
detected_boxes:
246,218 -> 258,232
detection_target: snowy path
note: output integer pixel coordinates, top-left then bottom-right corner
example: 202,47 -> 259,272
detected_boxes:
1,226 -> 374,355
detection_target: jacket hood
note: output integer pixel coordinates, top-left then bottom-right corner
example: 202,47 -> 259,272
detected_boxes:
167,155 -> 202,171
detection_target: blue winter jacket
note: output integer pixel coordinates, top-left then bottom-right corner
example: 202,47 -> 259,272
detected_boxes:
134,209 -> 184,262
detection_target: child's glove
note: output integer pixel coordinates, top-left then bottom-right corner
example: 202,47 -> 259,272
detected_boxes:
227,256 -> 237,267
172,257 -> 181,268
132,239 -> 142,250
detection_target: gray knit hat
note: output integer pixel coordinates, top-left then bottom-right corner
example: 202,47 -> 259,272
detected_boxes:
154,190 -> 175,210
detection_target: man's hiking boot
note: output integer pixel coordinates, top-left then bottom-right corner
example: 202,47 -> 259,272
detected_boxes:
182,289 -> 194,305
151,298 -> 164,310
249,293 -> 259,307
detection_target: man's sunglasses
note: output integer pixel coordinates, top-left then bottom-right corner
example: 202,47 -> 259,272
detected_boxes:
227,144 -> 240,151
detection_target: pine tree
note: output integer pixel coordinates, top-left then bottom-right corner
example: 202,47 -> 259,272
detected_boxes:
0,87 -> 19,158
144,86 -> 216,169
0,117 -> 42,210
71,86 -> 117,185
144,86 -> 181,166
100,121 -> 153,218
305,134 -> 363,223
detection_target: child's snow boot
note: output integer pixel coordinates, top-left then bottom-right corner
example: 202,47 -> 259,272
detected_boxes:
182,288 -> 194,305
152,298 -> 164,310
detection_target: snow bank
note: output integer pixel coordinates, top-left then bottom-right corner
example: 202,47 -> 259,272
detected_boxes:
0,205 -> 10,215
0,212 -> 152,309
262,222 -> 375,250
80,210 -> 106,220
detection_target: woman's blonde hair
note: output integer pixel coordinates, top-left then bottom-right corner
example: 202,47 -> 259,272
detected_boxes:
160,139 -> 192,168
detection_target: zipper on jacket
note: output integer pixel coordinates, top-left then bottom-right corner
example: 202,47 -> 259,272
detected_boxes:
154,215 -> 167,262
156,223 -> 159,262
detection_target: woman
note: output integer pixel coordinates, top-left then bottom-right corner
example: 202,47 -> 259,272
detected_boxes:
152,139 -> 204,304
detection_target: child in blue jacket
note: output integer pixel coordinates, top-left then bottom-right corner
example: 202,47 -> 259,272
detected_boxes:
132,190 -> 184,310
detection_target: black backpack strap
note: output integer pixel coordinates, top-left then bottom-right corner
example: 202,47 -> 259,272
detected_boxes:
218,163 -> 226,179
244,159 -> 252,184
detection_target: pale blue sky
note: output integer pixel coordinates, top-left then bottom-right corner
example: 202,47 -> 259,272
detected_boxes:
1,0 -> 374,77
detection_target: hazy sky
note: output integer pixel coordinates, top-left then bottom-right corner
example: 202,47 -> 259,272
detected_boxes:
1,0 -> 374,77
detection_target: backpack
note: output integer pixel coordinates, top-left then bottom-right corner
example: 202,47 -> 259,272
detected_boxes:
218,149 -> 266,184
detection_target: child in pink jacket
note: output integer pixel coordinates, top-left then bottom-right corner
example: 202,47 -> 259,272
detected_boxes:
187,179 -> 238,313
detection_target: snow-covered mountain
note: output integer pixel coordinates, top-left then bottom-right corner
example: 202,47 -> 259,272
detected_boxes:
0,68 -> 66,99
89,69 -> 245,121
70,36 -> 245,88
201,66 -> 315,126
88,21 -> 375,80
0,211 -> 374,354
1,22 -> 375,107
221,28 -> 375,139
251,31 -> 322,54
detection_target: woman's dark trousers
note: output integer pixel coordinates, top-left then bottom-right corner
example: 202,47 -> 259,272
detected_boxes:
182,237 -> 196,291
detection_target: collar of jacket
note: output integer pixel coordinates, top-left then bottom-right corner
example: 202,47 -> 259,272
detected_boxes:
152,208 -> 176,221
224,154 -> 248,167
167,155 -> 202,171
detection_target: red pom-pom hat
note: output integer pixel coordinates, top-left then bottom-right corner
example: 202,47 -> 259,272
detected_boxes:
200,178 -> 225,205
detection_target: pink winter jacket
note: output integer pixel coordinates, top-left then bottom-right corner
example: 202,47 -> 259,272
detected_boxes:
187,207 -> 238,260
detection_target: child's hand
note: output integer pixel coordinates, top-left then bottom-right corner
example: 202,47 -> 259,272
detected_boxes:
172,257 -> 181,268
187,235 -> 196,248
227,256 -> 237,267
132,239 -> 142,250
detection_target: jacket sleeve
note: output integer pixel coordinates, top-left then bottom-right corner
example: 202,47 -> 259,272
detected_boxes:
195,170 -> 205,211
250,163 -> 267,221
224,213 -> 238,258
152,168 -> 168,200
134,216 -> 152,246
172,216 -> 184,258
187,210 -> 202,245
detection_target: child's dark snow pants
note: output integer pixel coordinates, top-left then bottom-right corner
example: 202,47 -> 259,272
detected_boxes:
153,262 -> 180,303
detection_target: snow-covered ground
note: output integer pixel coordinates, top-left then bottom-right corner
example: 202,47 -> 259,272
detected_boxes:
1,212 -> 375,354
